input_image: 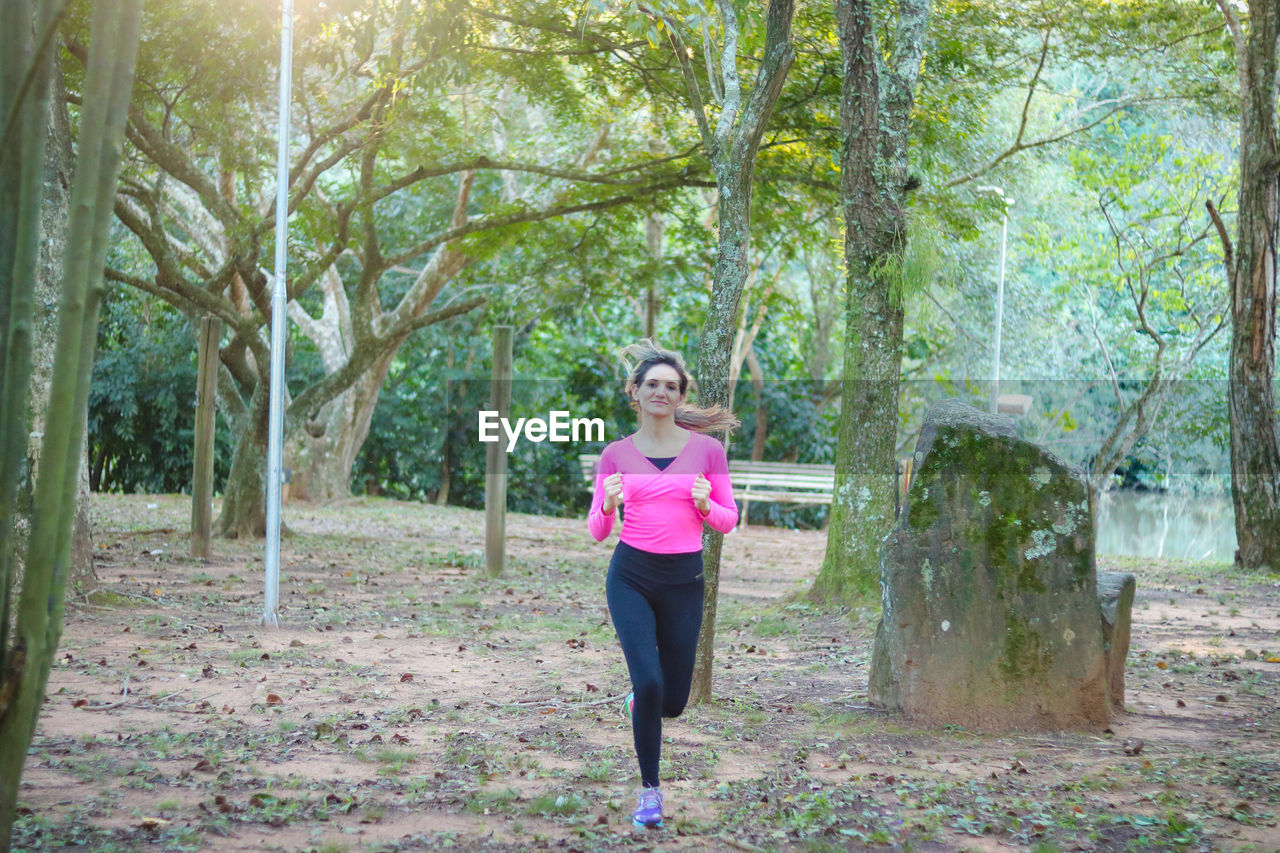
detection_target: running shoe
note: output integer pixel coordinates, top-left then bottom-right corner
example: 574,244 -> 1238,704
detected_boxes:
623,691 -> 634,721
632,786 -> 663,828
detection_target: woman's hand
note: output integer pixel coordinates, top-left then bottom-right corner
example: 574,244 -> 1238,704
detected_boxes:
602,472 -> 624,514
691,473 -> 711,515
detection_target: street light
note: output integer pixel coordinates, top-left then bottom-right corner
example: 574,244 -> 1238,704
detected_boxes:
262,0 -> 293,628
977,185 -> 1014,414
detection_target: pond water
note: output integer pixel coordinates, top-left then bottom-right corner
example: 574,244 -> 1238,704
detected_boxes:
1094,489 -> 1237,563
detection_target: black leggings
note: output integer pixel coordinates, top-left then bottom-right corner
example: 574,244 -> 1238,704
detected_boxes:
605,541 -> 705,789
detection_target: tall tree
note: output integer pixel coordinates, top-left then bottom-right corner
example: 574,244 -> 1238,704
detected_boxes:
812,0 -> 931,601
0,1 -> 143,846
1209,0 -> 1280,570
638,0 -> 795,703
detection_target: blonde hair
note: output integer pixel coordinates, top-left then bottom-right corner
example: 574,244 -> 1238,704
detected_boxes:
620,339 -> 740,434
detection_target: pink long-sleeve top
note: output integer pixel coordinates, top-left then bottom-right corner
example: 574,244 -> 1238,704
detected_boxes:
587,432 -> 738,552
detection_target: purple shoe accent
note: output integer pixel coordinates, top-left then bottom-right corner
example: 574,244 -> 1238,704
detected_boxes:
632,787 -> 663,828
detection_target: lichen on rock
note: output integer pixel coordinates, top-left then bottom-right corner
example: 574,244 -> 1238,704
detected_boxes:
868,399 -> 1116,731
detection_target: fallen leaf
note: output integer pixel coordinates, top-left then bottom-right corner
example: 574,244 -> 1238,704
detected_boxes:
400,673 -> 414,682
265,693 -> 282,705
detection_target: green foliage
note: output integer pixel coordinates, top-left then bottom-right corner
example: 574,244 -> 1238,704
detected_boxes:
89,283 -> 232,494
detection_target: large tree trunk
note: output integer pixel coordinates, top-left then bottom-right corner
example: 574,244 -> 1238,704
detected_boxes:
215,385 -> 269,538
812,0 -> 929,603
286,350 -> 393,502
24,61 -> 95,595
1222,0 -> 1280,570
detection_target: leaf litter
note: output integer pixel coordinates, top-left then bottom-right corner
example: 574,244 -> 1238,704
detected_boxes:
13,494 -> 1280,851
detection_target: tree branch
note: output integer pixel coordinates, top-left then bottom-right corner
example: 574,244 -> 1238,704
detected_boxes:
727,0 -> 795,169
286,297 -> 484,423
391,294 -> 489,339
120,105 -> 239,227
1014,28 -> 1054,153
1206,198 -> 1235,274
1214,0 -> 1245,64
714,0 -> 742,148
640,5 -> 716,154
946,96 -> 1161,188
382,176 -> 697,270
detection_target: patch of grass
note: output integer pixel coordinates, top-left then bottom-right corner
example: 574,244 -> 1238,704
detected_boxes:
581,753 -> 621,783
440,731 -> 507,780
442,548 -> 484,570
310,842 -> 350,853
523,791 -> 588,817
373,748 -> 417,775
85,590 -> 145,608
464,787 -> 520,814
755,612 -> 791,637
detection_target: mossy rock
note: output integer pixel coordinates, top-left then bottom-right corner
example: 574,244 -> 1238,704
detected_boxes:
869,399 -> 1111,730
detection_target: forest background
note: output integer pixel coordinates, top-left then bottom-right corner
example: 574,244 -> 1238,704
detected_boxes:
83,0 -> 1251,540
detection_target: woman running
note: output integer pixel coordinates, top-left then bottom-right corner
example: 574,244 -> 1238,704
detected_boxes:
587,340 -> 739,829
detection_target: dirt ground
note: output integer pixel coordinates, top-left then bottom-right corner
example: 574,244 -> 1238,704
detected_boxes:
12,494 -> 1280,852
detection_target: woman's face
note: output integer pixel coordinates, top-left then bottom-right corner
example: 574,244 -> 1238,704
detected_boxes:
635,363 -> 685,418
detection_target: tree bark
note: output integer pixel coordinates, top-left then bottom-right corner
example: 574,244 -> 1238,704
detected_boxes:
1222,0 -> 1280,570
285,350 -> 392,502
812,0 -> 930,603
24,60 -> 95,595
215,384 -> 269,538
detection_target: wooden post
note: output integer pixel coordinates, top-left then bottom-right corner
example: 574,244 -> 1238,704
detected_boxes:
191,317 -> 220,559
484,325 -> 513,577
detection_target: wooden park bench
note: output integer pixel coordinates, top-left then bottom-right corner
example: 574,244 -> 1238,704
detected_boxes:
578,454 -> 913,526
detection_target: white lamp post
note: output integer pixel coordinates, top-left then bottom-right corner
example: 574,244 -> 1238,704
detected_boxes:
262,0 -> 293,628
977,185 -> 1013,414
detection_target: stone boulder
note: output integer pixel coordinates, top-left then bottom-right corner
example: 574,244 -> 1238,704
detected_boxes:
869,399 -> 1111,730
